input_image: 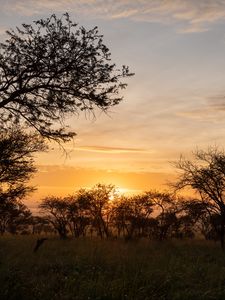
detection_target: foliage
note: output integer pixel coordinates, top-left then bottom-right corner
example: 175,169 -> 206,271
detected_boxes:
173,147 -> 225,248
31,216 -> 54,235
110,194 -> 154,239
0,127 -> 45,234
0,200 -> 32,235
39,196 -> 70,239
0,127 -> 46,203
0,178 -> 218,243
76,184 -> 117,238
39,185 -> 216,241
0,13 -> 133,142
40,184 -> 117,239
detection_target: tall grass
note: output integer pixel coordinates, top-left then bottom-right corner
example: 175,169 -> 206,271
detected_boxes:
0,237 -> 225,299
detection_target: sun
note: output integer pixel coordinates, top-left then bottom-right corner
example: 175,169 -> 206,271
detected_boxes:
109,187 -> 130,201
116,187 -> 130,195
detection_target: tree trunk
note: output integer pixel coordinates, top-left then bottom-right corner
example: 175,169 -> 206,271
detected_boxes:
220,213 -> 225,250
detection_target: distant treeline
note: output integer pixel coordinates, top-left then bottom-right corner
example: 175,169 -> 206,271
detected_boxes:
0,183 -> 221,242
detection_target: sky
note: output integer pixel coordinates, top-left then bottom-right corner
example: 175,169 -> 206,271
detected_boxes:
1,0 -> 225,208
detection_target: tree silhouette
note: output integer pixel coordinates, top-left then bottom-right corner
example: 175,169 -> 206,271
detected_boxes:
173,147 -> 225,249
145,191 -> 179,240
65,195 -> 90,238
76,184 -> 116,238
111,194 -> 153,240
0,127 -> 46,203
37,184 -> 221,241
0,199 -> 32,235
39,184 -> 117,239
39,197 -> 69,239
0,13 -> 133,142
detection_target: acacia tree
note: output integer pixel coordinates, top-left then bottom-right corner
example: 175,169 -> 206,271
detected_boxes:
39,185 -> 116,239
76,184 -> 116,238
145,191 -> 179,240
0,127 -> 46,202
173,147 -> 225,248
178,198 -> 215,240
111,195 -> 154,239
65,196 -> 90,238
39,196 -> 69,239
0,13 -> 133,142
0,201 -> 32,235
31,216 -> 54,235
0,128 -> 45,234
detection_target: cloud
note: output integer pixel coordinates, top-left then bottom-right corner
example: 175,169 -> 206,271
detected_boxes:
3,0 -> 225,32
207,94 -> 225,111
176,93 -> 225,121
75,145 -> 153,154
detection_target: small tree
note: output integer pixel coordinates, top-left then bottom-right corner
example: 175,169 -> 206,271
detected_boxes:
76,184 -> 116,238
0,198 -> 32,235
0,13 -> 133,141
111,194 -> 154,240
178,198 -> 214,239
173,147 -> 225,249
145,191 -> 179,240
31,216 -> 54,235
39,197 -> 69,239
65,195 -> 90,238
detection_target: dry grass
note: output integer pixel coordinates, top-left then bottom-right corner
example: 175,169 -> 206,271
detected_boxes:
0,237 -> 225,299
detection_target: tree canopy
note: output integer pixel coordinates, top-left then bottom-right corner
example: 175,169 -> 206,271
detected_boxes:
0,127 -> 46,202
173,147 -> 225,248
0,13 -> 133,142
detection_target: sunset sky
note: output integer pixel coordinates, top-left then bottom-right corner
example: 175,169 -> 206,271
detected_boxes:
1,0 -> 225,208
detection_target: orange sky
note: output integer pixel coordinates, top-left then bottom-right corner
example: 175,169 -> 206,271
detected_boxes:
26,164 -> 177,212
32,165 -> 176,195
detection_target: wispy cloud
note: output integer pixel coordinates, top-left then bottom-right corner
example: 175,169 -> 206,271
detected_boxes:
207,94 -> 225,111
76,145 -> 153,154
3,0 -> 225,32
176,93 -> 225,121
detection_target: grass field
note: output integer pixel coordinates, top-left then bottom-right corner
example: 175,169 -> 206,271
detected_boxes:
1,237 -> 225,300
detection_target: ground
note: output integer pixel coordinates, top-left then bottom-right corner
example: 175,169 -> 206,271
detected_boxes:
0,237 -> 225,300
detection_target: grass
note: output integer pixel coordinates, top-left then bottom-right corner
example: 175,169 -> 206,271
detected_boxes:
1,237 -> 225,299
